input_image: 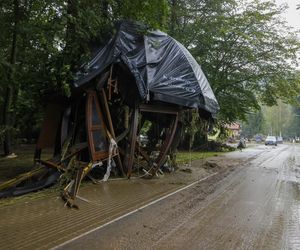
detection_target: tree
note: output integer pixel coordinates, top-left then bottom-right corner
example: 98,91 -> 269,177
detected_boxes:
1,0 -> 21,156
168,0 -> 300,123
1,0 -> 299,154
262,99 -> 300,137
0,0 -> 170,155
241,110 -> 264,137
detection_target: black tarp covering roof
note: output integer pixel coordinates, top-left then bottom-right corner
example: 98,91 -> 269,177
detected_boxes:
74,21 -> 219,117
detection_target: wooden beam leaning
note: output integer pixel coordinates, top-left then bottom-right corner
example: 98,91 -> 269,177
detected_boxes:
138,103 -> 180,177
125,106 -> 139,178
62,162 -> 94,208
139,103 -> 179,115
150,114 -> 179,176
100,88 -> 125,176
135,141 -> 151,164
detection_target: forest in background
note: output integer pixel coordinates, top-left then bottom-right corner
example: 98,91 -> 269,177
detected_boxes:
1,0 -> 300,155
242,101 -> 300,139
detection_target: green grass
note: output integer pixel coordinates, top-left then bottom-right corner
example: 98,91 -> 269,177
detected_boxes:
176,151 -> 225,165
0,145 -> 52,182
0,145 -> 56,207
0,147 -> 227,206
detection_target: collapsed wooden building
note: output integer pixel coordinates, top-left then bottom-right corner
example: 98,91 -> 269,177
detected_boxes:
0,22 -> 219,207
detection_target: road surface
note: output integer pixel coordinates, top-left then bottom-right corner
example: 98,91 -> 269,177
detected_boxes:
59,144 -> 300,249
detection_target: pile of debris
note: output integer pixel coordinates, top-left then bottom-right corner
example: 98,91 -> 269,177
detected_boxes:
0,21 -> 219,207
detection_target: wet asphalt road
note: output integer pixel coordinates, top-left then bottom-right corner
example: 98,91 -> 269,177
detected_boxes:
59,144 -> 300,250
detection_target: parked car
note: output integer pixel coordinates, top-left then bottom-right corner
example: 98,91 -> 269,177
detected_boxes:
254,134 -> 263,143
265,136 -> 277,146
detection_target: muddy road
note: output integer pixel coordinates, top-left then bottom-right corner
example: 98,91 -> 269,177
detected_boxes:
59,144 -> 300,250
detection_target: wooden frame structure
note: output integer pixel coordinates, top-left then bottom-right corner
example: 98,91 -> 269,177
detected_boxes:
0,84 -> 182,208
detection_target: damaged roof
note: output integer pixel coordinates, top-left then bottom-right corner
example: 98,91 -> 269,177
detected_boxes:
74,21 -> 219,117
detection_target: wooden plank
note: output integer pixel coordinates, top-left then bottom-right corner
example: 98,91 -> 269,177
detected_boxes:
139,103 -> 180,115
100,89 -> 125,176
150,114 -> 179,176
126,106 -> 139,178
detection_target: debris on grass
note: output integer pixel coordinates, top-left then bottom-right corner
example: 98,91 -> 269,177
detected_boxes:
203,161 -> 221,170
180,168 -> 192,173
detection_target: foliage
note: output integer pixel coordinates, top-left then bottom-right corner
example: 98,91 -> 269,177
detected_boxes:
115,0 -> 169,29
176,151 -> 225,165
0,145 -> 52,181
241,109 -> 265,137
0,0 -> 299,155
261,100 -> 300,137
0,0 -> 169,151
169,0 -> 300,123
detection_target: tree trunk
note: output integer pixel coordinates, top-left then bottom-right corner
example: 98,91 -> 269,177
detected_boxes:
3,87 -> 14,155
169,0 -> 177,36
64,0 -> 78,71
2,0 -> 19,156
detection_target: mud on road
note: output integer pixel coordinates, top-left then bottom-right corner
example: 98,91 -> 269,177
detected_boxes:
0,149 -> 243,249
1,144 -> 300,249
59,144 -> 300,250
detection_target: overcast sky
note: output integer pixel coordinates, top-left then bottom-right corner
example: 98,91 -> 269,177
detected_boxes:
275,0 -> 300,30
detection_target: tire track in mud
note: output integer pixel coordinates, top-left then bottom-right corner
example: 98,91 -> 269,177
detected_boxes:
77,144 -> 299,250
251,145 -> 290,169
3,185 -> 184,249
60,162 -> 253,250
256,144 -> 300,250
0,156 -> 229,249
185,146 -> 291,249
282,145 -> 300,250
151,171 -> 245,249
2,145 -> 300,250
160,170 -> 253,248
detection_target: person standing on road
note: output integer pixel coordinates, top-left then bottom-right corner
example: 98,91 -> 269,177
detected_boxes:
237,137 -> 246,151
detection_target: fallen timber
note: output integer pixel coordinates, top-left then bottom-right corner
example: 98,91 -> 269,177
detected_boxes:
0,21 -> 219,207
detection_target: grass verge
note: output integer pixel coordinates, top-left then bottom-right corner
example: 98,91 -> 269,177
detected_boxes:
0,147 -> 228,207
176,151 -> 225,165
0,145 -> 52,182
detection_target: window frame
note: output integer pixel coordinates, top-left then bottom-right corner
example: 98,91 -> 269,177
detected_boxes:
86,90 -> 109,161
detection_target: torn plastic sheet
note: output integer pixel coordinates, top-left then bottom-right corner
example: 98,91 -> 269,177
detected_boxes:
103,138 -> 118,182
74,21 -> 219,118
